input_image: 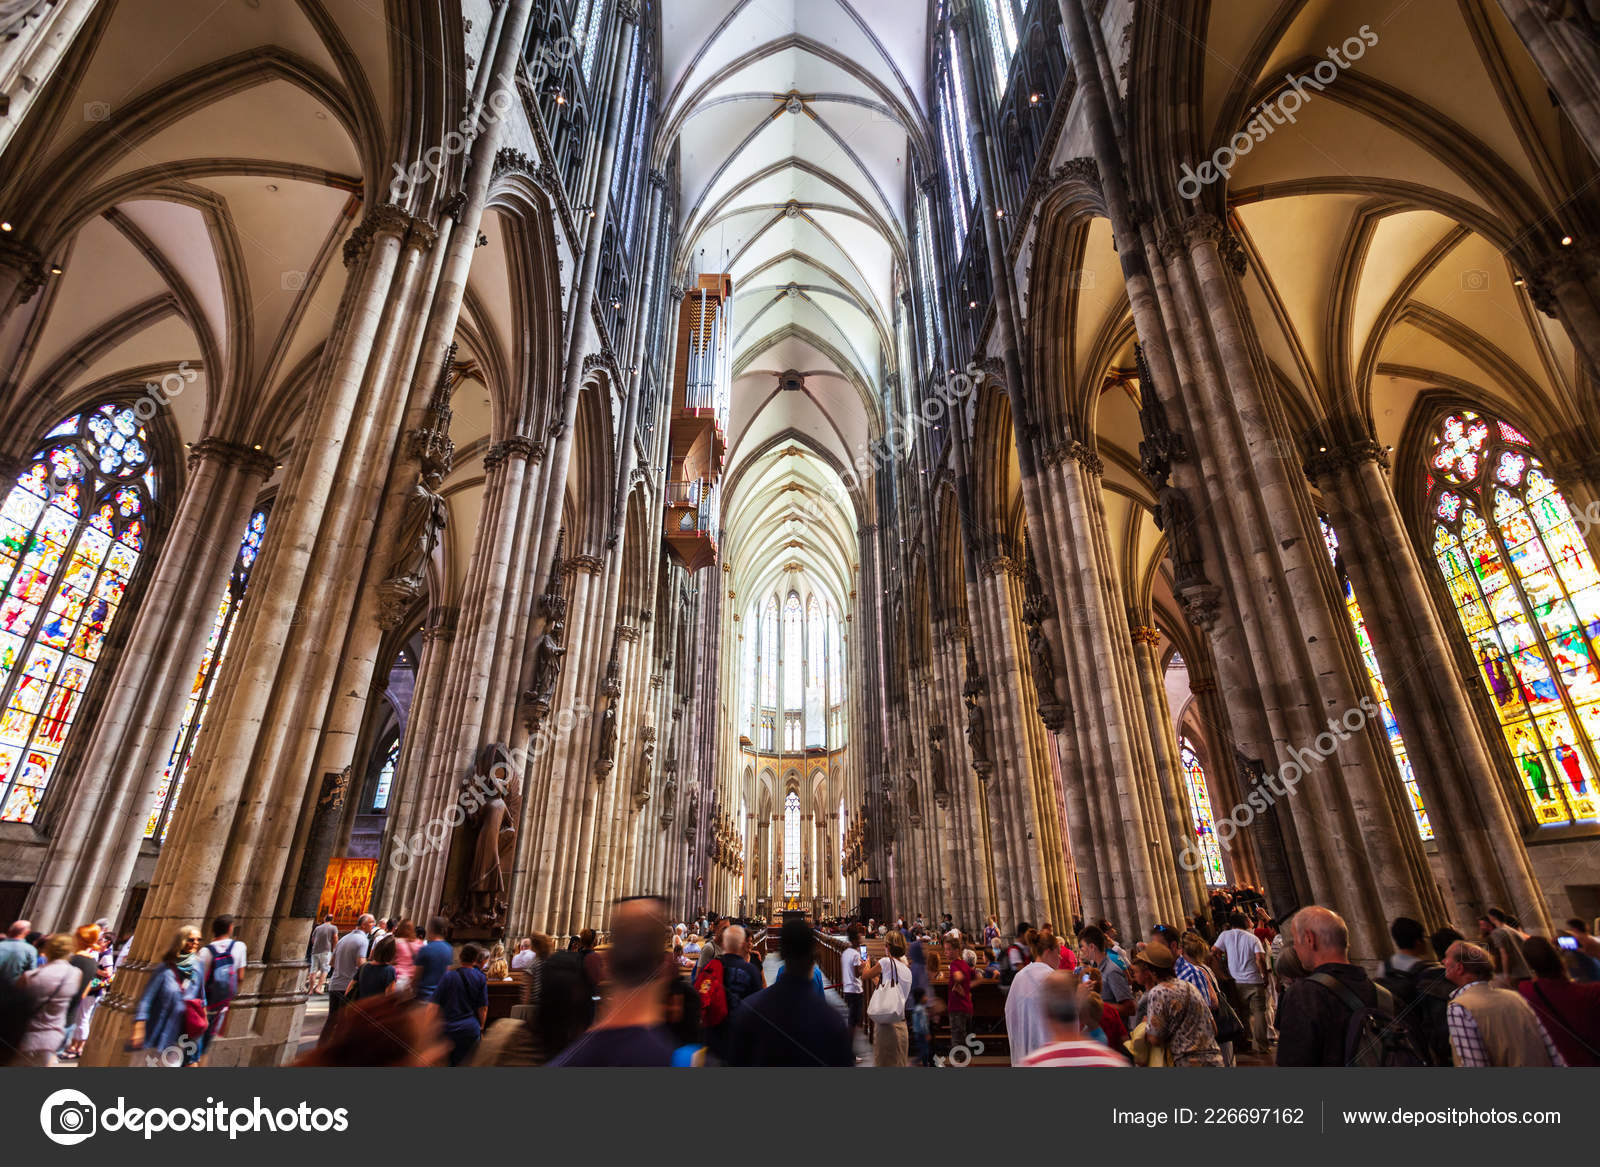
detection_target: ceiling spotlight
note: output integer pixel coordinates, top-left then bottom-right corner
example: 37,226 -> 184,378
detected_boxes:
253,443 -> 262,451
1513,276 -> 1525,287
555,90 -> 567,105
1561,234 -> 1573,246
611,299 -> 621,309
995,208 -> 1005,219
48,263 -> 62,275
1029,92 -> 1041,105
968,299 -> 977,308
0,221 -> 11,232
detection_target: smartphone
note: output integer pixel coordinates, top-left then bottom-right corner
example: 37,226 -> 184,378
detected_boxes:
1558,935 -> 1579,950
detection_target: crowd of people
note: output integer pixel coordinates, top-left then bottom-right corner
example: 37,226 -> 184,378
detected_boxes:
2,886 -> 1596,1068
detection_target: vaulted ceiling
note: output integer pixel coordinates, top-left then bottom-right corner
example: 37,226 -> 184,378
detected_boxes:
658,0 -> 931,598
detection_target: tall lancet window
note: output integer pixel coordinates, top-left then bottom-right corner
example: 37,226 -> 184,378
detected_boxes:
1320,516 -> 1432,840
806,595 -> 824,748
0,405 -> 156,822
783,592 -> 803,750
983,0 -> 1020,90
1178,738 -> 1226,886
1426,411 -> 1600,825
145,505 -> 270,840
783,790 -> 801,894
760,596 -> 778,707
742,602 -> 758,740
370,733 -> 401,812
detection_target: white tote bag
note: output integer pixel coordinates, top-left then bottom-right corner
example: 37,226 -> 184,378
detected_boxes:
867,957 -> 908,1024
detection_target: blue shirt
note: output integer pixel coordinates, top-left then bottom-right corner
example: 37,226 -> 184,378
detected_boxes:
0,937 -> 35,985
411,939 -> 453,1001
433,965 -> 487,1031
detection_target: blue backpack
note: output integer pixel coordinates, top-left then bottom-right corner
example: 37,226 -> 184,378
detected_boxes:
204,940 -> 239,1005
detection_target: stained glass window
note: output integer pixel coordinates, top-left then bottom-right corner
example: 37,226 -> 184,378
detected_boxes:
783,790 -> 801,894
783,592 -> 803,712
760,595 -> 778,707
0,404 -> 155,822
144,506 -> 269,840
806,595 -> 824,749
915,192 -> 940,368
576,0 -> 606,83
742,603 -> 758,740
1426,411 -> 1599,826
983,0 -> 1020,91
372,734 -> 400,812
1320,517 -> 1433,840
1178,738 -> 1226,886
945,32 -> 980,224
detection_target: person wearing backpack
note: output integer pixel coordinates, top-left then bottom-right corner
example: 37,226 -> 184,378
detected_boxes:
699,923 -> 759,1062
1276,906 -> 1422,1066
1000,921 -> 1032,991
1377,916 -> 1453,1066
193,914 -> 245,1057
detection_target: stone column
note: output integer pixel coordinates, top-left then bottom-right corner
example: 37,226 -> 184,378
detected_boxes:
1129,621 -> 1209,916
26,439 -> 274,929
0,0 -> 100,159
1036,443 -> 1179,931
79,198 -> 442,1066
1497,0 -> 1600,167
1308,431 -> 1550,931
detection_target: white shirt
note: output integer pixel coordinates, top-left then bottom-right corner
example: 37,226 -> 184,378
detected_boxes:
195,937 -> 247,995
511,949 -> 536,972
841,946 -> 867,993
1213,928 -> 1265,984
1004,961 -> 1056,1065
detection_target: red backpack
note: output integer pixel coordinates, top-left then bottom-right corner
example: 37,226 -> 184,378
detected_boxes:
693,957 -> 728,1027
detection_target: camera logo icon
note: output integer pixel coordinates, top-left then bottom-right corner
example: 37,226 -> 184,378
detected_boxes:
40,1088 -> 97,1145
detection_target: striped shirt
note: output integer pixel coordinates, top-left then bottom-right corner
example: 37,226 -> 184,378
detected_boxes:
1020,1039 -> 1129,1067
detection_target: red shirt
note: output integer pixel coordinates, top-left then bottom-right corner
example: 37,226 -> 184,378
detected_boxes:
1519,978 -> 1600,1067
947,958 -> 974,1014
1058,944 -> 1077,971
1099,1004 -> 1130,1049
1253,924 -> 1276,945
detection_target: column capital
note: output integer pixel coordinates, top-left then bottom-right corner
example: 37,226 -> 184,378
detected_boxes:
186,437 -> 277,478
0,232 -> 47,305
1303,434 -> 1390,485
564,553 -> 604,576
1130,624 -> 1162,646
343,203 -> 430,267
1177,583 -> 1223,629
483,434 -> 543,470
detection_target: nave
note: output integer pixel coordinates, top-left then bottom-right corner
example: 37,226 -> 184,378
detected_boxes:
0,0 -> 1598,1069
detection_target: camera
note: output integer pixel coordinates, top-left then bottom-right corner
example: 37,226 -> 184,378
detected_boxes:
1558,935 -> 1579,951
50,1100 -> 95,1138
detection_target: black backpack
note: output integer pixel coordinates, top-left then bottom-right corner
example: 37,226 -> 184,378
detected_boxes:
1376,959 -> 1453,1066
1309,972 -> 1427,1067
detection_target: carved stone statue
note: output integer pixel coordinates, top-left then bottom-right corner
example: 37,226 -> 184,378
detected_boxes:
389,470 -> 448,587
1027,620 -> 1056,696
1155,482 -> 1205,588
529,620 -> 566,709
460,743 -> 521,928
929,731 -> 949,802
964,691 -> 989,764
596,703 -> 618,766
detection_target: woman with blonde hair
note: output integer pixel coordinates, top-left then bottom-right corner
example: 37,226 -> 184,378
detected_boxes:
861,929 -> 913,1066
485,941 -> 510,980
132,924 -> 205,1065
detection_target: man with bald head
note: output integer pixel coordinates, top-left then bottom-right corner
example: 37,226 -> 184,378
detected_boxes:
1275,906 -> 1391,1066
704,922 -> 761,1063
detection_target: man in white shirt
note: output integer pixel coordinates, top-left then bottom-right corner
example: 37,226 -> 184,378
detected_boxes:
1213,911 -> 1270,1052
841,924 -> 867,1044
511,937 -> 537,972
1020,969 -> 1128,1067
307,913 -> 337,994
1004,932 -> 1060,1064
